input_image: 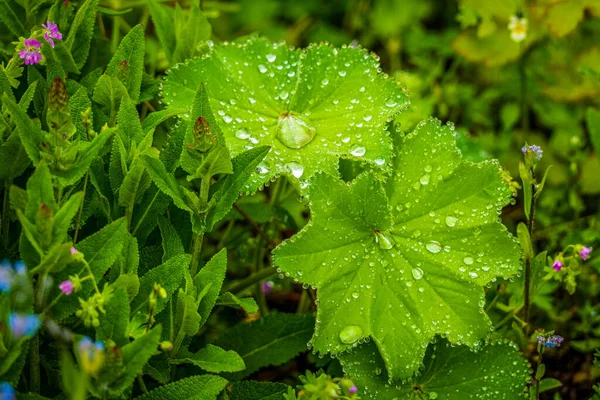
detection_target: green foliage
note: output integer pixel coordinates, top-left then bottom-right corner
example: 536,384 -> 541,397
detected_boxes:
135,375 -> 228,400
275,118 -> 521,379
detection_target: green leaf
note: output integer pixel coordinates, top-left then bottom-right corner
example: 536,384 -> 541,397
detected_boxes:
0,66 -> 15,100
226,381 -> 290,400
109,133 -> 128,193
519,161 -> 532,221
92,74 -> 128,123
148,0 -> 176,64
116,326 -> 162,392
96,288 -> 129,347
206,146 -> 270,230
52,191 -> 84,245
18,80 -> 38,111
172,289 -> 201,352
60,350 -> 88,400
517,222 -> 532,261
339,340 -> 530,400
172,5 -> 211,63
2,93 -> 45,164
0,131 -> 31,181
118,157 -> 151,211
117,95 -> 145,148
106,25 -> 145,103
0,0 -> 25,37
68,87 -> 92,140
158,216 -> 184,262
215,313 -> 315,380
163,37 -> 409,192
141,107 -> 185,134
64,0 -> 98,69
131,253 -> 190,315
134,375 -> 228,400
538,378 -> 562,393
273,118 -> 522,379
216,292 -> 259,314
141,153 -> 192,212
171,344 -> 245,373
194,248 -> 227,328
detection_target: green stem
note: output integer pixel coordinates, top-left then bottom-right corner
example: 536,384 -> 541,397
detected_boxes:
523,170 -> 536,330
225,266 -> 278,295
296,290 -> 312,313
519,48 -> 529,133
1,180 -> 11,248
255,238 -> 268,316
73,173 -> 89,244
137,374 -> 149,394
190,176 -> 210,276
190,232 -> 204,278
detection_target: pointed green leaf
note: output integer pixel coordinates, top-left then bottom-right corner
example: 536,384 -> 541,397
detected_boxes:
148,0 -> 175,63
118,157 -> 151,210
141,153 -> 192,212
134,375 -> 227,400
0,0 -> 25,37
106,25 -> 145,103
131,253 -> 190,315
215,313 -> 315,380
172,5 -> 211,63
96,288 -> 129,347
52,191 -> 84,245
3,93 -> 45,164
92,74 -> 128,122
226,381 -> 291,400
339,340 -> 530,400
216,292 -> 258,314
158,216 -> 184,262
274,118 -> 522,379
117,95 -> 145,147
171,344 -> 245,373
194,248 -> 227,328
163,37 -> 408,192
115,326 -> 162,392
64,0 -> 98,69
0,131 -> 31,181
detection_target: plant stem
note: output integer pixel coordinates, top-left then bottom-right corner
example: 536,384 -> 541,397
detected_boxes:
254,238 -> 268,316
190,176 -> 210,276
225,266 -> 278,294
73,173 -> 89,244
523,170 -> 536,329
30,333 -> 40,393
137,374 -> 149,394
233,203 -> 276,248
1,180 -> 11,248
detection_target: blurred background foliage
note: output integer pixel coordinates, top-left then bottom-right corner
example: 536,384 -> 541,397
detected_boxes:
2,0 -> 600,398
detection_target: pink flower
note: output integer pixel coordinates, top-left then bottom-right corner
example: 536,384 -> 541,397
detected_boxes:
70,247 -> 77,255
552,260 -> 563,271
59,280 -> 74,295
42,20 -> 63,48
579,247 -> 592,261
18,38 -> 42,65
261,281 -> 274,294
348,385 -> 358,394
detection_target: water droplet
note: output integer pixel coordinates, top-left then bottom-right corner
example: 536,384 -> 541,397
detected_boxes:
424,164 -> 432,173
350,145 -> 366,157
469,271 -> 479,278
352,291 -> 360,299
374,157 -> 385,166
386,98 -> 397,107
363,115 -> 372,122
463,257 -> 474,265
339,70 -> 347,77
222,115 -> 232,123
412,267 -> 424,280
256,163 -> 269,175
429,392 -> 438,399
285,162 -> 304,178
258,64 -> 267,73
276,113 -> 316,149
425,241 -> 441,253
445,216 -> 457,227
321,78 -> 329,86
235,128 -> 250,140
279,90 -> 289,100
339,325 -> 362,344
420,174 -> 430,185
376,231 -> 395,250
266,53 -> 276,62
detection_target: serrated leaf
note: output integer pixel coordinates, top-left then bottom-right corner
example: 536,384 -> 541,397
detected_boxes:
106,25 -> 145,103
148,0 -> 176,63
0,131 -> 31,181
339,340 -> 530,400
0,0 -> 24,37
109,134 -> 128,193
163,37 -> 408,192
93,74 -> 128,123
117,95 -> 145,148
158,216 -> 184,262
273,118 -> 522,379
2,93 -> 45,164
226,381 -> 290,400
0,66 -> 15,100
115,326 -> 162,392
171,344 -> 245,373
118,157 -> 151,212
172,5 -> 211,63
68,87 -> 92,140
194,248 -> 227,328
64,0 -> 98,69
206,146 -> 270,230
134,375 -> 228,400
141,153 -> 192,212
131,253 -> 190,316
215,313 -> 315,380
96,288 -> 129,347
216,292 -> 258,314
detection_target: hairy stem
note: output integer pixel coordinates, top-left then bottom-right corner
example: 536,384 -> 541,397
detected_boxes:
190,176 -> 210,276
523,170 -> 536,329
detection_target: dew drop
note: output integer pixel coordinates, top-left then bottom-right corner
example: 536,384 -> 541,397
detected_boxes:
235,128 -> 250,140
420,174 -> 430,185
350,144 -> 366,157
425,241 -> 441,253
285,162 -> 304,178
463,257 -> 474,265
376,231 -> 395,250
445,216 -> 457,227
386,98 -> 397,107
321,78 -> 329,86
339,325 -> 362,344
276,113 -> 316,149
352,291 -> 360,299
374,157 -> 385,166
266,53 -> 276,62
256,163 -> 269,175
412,267 -> 424,280
258,64 -> 267,73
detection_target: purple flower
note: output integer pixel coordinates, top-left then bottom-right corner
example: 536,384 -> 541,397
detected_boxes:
0,382 -> 15,400
261,281 -> 274,294
349,385 -> 358,394
59,280 -> 74,295
537,334 -> 564,348
579,247 -> 592,261
70,247 -> 78,255
552,260 -> 563,271
42,20 -> 63,48
522,144 -> 543,162
8,312 -> 40,338
18,38 -> 42,65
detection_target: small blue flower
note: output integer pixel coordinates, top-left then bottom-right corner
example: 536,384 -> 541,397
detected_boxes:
522,144 -> 543,162
78,337 -> 106,374
0,382 -> 15,400
8,313 -> 40,339
537,334 -> 563,348
0,260 -> 27,293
